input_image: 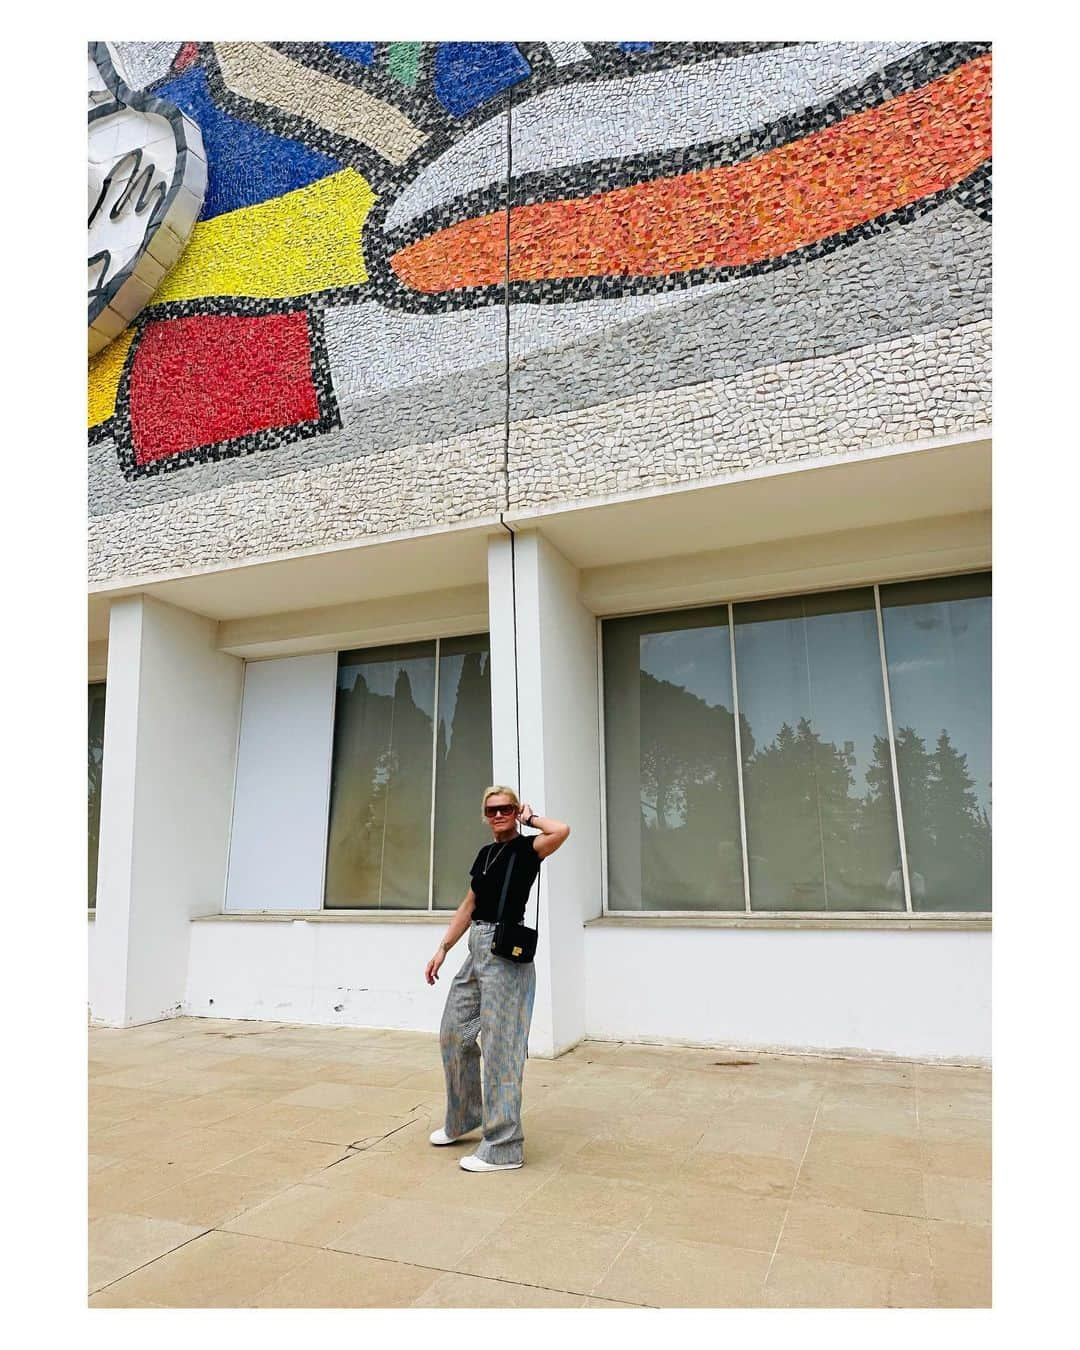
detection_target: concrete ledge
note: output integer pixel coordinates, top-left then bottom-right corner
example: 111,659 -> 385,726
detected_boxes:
193,910 -> 450,923
586,914 -> 991,931
193,911 -> 991,930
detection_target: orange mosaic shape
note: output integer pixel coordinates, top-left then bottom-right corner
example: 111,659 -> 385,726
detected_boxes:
391,54 -> 992,294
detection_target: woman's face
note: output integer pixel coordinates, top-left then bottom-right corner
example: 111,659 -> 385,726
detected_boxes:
483,794 -> 518,841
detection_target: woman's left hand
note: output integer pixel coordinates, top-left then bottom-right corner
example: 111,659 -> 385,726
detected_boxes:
517,801 -> 535,824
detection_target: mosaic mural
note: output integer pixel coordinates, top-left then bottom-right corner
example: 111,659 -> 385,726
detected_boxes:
88,41 -> 992,580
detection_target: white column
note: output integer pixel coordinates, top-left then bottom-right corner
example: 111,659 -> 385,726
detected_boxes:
91,595 -> 244,1027
487,529 -> 602,1057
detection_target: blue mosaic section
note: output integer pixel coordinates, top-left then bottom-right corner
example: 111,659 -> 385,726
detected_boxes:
88,39 -> 992,591
327,42 -> 375,65
433,42 -> 530,116
155,65 -> 342,219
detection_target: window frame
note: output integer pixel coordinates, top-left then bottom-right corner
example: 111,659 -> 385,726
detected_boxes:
322,630 -> 493,914
597,571 -> 991,921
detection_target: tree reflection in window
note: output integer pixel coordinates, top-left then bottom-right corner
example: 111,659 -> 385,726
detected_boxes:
432,636 -> 493,909
604,609 -> 744,911
324,644 -> 436,910
880,575 -> 991,911
88,683 -> 107,909
602,574 -> 990,914
324,636 -> 493,911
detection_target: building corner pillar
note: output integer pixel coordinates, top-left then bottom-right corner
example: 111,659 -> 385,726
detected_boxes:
90,594 -> 243,1027
487,529 -> 602,1058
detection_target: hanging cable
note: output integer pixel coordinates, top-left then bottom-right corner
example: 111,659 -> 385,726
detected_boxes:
496,87 -> 537,933
499,84 -> 521,793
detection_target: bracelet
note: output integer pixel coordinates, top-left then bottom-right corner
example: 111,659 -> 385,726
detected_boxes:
527,813 -> 538,827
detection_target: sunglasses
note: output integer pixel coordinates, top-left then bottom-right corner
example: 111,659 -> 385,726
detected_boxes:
484,803 -> 517,817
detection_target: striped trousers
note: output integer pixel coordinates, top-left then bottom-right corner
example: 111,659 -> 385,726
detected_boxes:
439,919 -> 537,1165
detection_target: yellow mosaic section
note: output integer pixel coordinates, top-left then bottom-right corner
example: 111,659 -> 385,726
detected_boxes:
153,168 -> 376,303
88,328 -> 136,429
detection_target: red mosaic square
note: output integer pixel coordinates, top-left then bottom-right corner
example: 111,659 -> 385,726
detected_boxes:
128,311 -> 321,465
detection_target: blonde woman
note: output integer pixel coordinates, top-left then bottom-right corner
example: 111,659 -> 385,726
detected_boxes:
424,786 -> 570,1171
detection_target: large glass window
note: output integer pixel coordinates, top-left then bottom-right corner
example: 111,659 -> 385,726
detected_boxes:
603,608 -> 744,911
432,635 -> 493,909
601,573 -> 990,916
734,589 -> 903,912
324,636 -> 492,910
880,574 -> 991,911
88,683 -> 106,909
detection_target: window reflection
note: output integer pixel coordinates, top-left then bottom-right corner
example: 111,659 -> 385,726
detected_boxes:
324,643 -> 436,909
432,635 -> 493,910
604,608 -> 744,910
733,590 -> 904,912
88,682 -> 106,909
880,574 -> 991,911
601,576 -> 991,916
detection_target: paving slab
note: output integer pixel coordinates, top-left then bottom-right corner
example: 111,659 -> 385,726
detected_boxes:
89,1017 -> 991,1308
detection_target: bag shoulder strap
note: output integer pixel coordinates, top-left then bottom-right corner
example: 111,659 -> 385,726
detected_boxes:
494,850 -> 517,925
494,839 -> 543,929
530,853 -> 541,928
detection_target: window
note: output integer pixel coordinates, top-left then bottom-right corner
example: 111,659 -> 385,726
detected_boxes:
603,607 -> 744,911
601,574 -> 990,915
734,589 -> 903,912
323,635 -> 492,909
88,683 -> 106,909
880,575 -> 991,911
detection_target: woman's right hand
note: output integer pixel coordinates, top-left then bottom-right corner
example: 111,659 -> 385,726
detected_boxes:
425,947 -> 446,985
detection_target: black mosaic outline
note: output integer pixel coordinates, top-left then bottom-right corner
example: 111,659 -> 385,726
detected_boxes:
199,39 -> 509,204
110,164 -> 992,335
109,303 -> 340,481
159,42 -> 798,207
196,43 -> 430,189
505,42 -> 990,210
140,45 -> 204,97
99,40 -> 990,472
269,41 -> 441,133
502,163 -> 995,314
362,40 -> 991,314
132,40 -> 986,321
88,42 -> 201,328
955,157 -> 992,222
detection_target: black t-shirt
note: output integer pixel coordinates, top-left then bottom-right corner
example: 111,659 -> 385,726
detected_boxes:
469,833 -> 541,924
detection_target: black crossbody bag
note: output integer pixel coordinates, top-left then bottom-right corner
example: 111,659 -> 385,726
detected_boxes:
490,848 -> 541,964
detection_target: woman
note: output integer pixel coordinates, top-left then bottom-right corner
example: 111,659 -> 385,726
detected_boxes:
424,786 -> 570,1171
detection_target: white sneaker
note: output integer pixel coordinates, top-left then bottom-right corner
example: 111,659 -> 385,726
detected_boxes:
459,1153 -> 523,1172
429,1127 -> 470,1145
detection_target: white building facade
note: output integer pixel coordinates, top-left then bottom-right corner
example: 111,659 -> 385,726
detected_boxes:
88,40 -> 991,1062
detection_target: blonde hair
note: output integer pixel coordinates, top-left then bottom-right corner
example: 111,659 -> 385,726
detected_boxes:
480,784 -> 520,819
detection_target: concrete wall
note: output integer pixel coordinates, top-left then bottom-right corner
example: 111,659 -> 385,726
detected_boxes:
180,918 -> 991,1062
185,918 -> 470,1035
88,914 -> 99,1015
86,503 -> 991,1057
88,41 -> 991,583
584,926 -> 991,1063
91,595 -> 244,1026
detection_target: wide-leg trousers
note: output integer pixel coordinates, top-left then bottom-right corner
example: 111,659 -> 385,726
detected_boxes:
439,919 -> 536,1164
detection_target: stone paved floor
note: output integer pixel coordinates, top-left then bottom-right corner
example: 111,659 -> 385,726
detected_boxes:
89,1018 -> 991,1308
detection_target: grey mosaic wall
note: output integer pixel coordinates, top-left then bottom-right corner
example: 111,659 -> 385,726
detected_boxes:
88,41 -> 991,582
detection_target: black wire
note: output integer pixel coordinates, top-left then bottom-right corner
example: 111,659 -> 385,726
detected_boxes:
498,88 -> 538,931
